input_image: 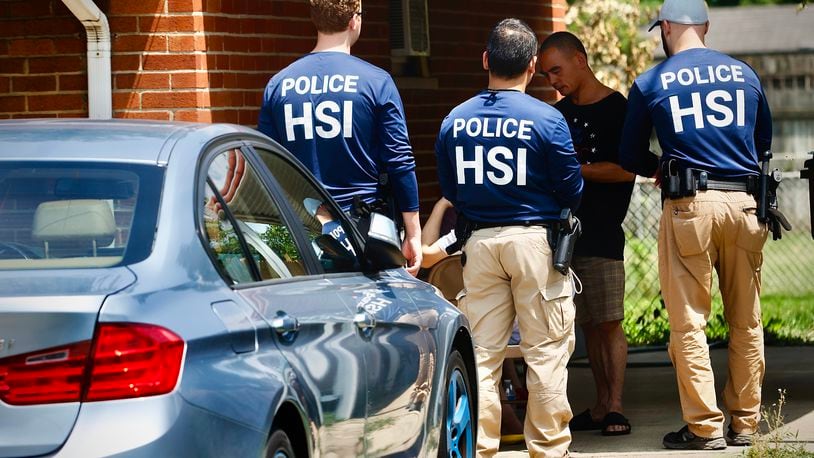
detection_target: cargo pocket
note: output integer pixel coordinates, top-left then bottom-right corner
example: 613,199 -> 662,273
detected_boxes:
540,275 -> 575,341
736,206 -> 768,273
670,205 -> 712,257
736,207 -> 769,253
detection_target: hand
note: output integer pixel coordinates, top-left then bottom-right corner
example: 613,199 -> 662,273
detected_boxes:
401,211 -> 422,276
402,235 -> 422,277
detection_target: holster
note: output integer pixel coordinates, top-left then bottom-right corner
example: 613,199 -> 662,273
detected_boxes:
552,208 -> 581,275
375,173 -> 404,235
449,214 -> 473,266
801,152 -> 814,239
757,152 -> 792,241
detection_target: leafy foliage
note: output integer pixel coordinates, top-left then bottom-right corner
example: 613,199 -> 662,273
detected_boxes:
261,224 -> 300,262
637,0 -> 803,6
565,0 -> 658,94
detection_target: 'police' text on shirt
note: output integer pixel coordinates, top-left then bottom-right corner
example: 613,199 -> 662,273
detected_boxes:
452,117 -> 534,186
660,64 -> 747,133
280,74 -> 359,141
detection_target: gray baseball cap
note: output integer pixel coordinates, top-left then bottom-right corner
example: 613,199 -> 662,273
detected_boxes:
648,0 -> 709,31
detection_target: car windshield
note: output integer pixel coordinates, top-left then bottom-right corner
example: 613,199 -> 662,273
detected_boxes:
0,161 -> 163,270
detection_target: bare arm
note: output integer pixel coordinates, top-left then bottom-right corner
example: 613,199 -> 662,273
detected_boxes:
420,198 -> 455,268
421,198 -> 452,246
581,162 -> 635,183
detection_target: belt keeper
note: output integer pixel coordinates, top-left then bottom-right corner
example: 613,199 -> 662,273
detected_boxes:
698,171 -> 708,191
747,175 -> 759,194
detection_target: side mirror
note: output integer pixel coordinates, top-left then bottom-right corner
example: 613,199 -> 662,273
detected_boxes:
362,212 -> 406,270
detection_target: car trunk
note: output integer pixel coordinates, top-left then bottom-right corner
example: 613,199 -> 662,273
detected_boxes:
0,268 -> 135,458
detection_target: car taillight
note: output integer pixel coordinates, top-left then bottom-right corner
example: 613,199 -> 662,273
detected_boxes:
0,341 -> 91,405
0,323 -> 185,406
85,323 -> 185,402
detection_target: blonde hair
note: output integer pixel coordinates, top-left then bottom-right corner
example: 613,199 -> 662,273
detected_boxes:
310,0 -> 361,34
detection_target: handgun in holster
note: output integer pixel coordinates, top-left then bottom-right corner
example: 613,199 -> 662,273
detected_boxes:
757,150 -> 792,241
552,208 -> 581,275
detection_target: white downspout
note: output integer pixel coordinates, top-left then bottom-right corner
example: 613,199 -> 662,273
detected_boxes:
61,0 -> 112,119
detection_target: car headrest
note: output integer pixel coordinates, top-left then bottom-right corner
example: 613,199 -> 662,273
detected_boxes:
32,199 -> 116,244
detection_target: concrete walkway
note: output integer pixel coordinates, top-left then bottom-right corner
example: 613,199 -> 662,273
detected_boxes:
497,346 -> 814,457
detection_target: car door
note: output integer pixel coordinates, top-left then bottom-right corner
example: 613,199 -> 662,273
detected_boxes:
198,146 -> 368,456
249,144 -> 433,455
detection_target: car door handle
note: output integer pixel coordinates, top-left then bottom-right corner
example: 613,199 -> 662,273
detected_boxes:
271,313 -> 299,342
353,311 -> 376,332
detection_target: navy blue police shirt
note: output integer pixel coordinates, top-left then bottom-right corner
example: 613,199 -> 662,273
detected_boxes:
258,52 -> 419,213
435,90 -> 583,223
620,48 -> 772,178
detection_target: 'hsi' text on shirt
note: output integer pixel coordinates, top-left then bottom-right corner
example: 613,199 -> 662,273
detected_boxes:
452,117 -> 533,186
281,74 -> 359,141
660,64 -> 747,133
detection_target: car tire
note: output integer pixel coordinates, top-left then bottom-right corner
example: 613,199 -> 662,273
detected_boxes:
438,349 -> 476,458
266,429 -> 295,458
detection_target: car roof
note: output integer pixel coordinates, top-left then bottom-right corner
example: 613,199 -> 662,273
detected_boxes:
0,119 -> 261,164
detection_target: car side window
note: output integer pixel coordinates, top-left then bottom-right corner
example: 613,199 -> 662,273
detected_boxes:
253,147 -> 360,273
202,149 -> 307,284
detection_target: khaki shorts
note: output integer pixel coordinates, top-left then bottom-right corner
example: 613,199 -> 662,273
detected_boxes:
573,256 -> 625,325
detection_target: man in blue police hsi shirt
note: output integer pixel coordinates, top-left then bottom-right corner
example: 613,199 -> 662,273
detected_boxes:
436,18 -> 583,457
258,0 -> 422,276
620,0 -> 772,450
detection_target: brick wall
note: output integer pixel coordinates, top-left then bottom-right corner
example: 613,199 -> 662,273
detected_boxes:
0,1 -> 87,118
108,0 -> 313,122
1,0 -> 566,207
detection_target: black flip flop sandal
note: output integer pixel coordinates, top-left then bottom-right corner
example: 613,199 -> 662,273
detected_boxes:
601,411 -> 632,436
569,409 -> 602,431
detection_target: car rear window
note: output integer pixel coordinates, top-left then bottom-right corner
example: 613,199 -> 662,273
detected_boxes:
0,162 -> 163,269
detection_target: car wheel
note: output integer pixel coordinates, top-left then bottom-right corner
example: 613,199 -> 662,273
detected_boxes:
266,429 -> 295,458
439,349 -> 475,458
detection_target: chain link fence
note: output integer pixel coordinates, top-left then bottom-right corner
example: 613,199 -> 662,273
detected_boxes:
621,173 -> 814,344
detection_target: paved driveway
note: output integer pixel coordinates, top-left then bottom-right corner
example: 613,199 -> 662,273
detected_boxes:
497,346 -> 814,457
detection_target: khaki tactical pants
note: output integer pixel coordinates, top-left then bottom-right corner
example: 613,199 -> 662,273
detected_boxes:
459,226 -> 575,458
659,190 -> 768,438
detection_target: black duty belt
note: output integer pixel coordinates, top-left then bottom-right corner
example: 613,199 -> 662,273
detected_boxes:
471,219 -> 553,230
698,178 -> 750,193
662,162 -> 759,200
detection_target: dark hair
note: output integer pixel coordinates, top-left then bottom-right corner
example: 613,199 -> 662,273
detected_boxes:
486,18 -> 538,79
539,31 -> 587,57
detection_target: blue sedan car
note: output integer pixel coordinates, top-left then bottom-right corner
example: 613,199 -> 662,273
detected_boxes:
0,120 -> 476,457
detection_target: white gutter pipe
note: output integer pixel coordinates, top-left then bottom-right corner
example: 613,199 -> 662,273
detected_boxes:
61,0 -> 112,119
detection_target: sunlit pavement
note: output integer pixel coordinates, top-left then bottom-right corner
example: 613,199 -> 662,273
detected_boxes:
497,346 -> 814,457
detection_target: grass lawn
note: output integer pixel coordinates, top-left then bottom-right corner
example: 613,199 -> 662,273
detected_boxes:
622,230 -> 814,346
622,293 -> 814,346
